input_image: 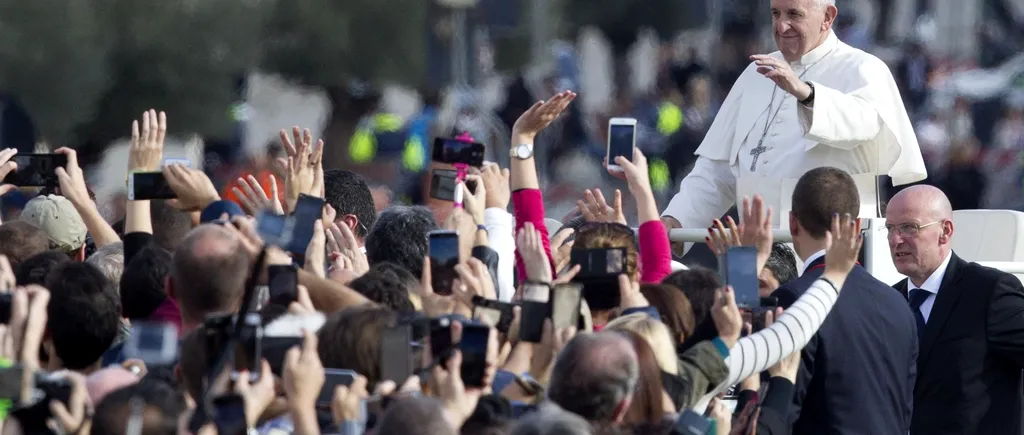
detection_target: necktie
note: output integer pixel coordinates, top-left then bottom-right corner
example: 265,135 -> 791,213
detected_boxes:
909,288 -> 930,341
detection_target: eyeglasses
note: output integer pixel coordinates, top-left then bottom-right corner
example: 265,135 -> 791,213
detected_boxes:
883,221 -> 942,237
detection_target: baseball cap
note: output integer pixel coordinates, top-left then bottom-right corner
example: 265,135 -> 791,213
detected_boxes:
20,194 -> 87,252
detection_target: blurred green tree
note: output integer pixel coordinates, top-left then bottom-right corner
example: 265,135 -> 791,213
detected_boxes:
261,0 -> 428,169
0,0 -> 113,148
563,0 -> 686,88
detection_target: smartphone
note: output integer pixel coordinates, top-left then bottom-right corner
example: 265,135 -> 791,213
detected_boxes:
0,293 -> 11,324
203,313 -> 234,373
429,317 -> 454,362
518,301 -> 549,343
231,313 -> 263,383
0,366 -> 22,400
380,324 -> 414,384
318,369 -> 358,408
458,324 -> 489,388
675,409 -> 713,435
719,246 -> 760,309
606,118 -> 637,172
127,171 -> 177,200
428,230 -> 460,296
432,137 -> 485,167
429,169 -> 478,202
262,335 -> 303,376
7,154 -> 67,187
267,265 -> 298,306
473,306 -> 502,329
571,248 -> 626,311
162,158 -> 191,167
255,210 -> 289,247
285,194 -> 326,255
212,394 -> 248,435
473,299 -> 514,334
124,322 -> 179,365
551,283 -> 583,330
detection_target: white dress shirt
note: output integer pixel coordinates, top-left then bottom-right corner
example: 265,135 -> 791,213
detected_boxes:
484,208 -> 515,302
908,252 -> 952,323
800,249 -> 827,276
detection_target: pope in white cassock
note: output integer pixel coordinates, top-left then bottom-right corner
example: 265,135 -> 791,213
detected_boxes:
660,0 -> 926,250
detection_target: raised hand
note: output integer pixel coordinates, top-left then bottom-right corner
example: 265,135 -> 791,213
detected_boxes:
233,174 -> 283,215
419,258 -> 457,318
280,127 -> 324,212
516,222 -> 553,283
609,148 -> 652,196
711,286 -> 743,349
163,164 -> 220,211
129,109 -> 166,172
823,213 -> 864,277
578,189 -> 626,225
53,148 -> 91,208
750,54 -> 813,101
328,222 -> 369,276
479,163 -> 511,210
282,330 -> 324,409
511,90 -> 577,140
707,195 -> 774,273
453,258 -> 498,308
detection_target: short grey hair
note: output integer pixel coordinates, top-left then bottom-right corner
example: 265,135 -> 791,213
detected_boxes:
86,242 -> 124,294
547,332 -> 639,422
817,0 -> 836,7
512,403 -> 593,435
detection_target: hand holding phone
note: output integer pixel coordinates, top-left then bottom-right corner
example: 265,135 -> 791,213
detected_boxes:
318,369 -> 358,408
571,248 -> 627,311
719,246 -> 760,309
458,324 -> 490,388
428,230 -> 460,296
128,171 -> 177,200
432,138 -> 485,167
606,118 -> 637,172
7,154 -> 67,187
518,301 -> 549,343
551,284 -> 583,330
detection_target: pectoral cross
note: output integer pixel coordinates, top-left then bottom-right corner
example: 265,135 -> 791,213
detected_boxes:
749,138 -> 767,172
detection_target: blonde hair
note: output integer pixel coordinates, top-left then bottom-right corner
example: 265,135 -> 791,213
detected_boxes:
604,313 -> 678,375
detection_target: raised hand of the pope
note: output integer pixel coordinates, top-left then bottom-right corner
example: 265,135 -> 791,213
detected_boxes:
750,55 -> 812,101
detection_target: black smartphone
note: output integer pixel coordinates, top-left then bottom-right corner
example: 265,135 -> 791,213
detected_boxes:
432,138 -> 485,167
472,299 -> 513,334
458,324 -> 489,388
127,171 -> 177,200
675,409 -> 713,434
0,366 -> 21,400
267,265 -> 298,306
720,246 -> 760,309
285,194 -> 326,255
551,283 -> 583,330
212,394 -> 248,435
203,314 -> 234,373
428,230 -> 460,296
318,369 -> 358,408
232,313 -> 262,383
7,154 -> 67,187
0,293 -> 11,324
262,336 -> 303,376
429,169 -> 478,202
429,317 -> 454,362
571,248 -> 626,311
518,300 -> 549,343
380,324 -> 414,384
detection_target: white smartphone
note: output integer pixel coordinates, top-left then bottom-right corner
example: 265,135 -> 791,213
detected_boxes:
606,117 -> 637,172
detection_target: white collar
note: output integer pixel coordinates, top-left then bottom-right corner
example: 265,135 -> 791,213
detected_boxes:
800,249 -> 827,275
791,31 -> 839,67
909,252 -> 953,294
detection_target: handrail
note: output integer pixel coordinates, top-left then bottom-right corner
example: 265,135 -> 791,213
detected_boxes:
976,262 -> 1024,274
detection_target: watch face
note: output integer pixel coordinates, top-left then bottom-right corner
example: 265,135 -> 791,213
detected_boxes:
514,145 -> 531,159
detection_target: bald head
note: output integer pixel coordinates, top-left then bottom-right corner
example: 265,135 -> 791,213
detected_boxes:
886,185 -> 955,285
548,332 -> 638,423
171,225 -> 251,327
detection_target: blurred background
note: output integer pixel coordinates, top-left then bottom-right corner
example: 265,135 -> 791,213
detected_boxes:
0,0 -> 1022,227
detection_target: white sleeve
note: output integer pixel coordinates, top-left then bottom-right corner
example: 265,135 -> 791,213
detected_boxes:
661,157 -> 737,254
484,208 -> 516,302
693,277 -> 841,411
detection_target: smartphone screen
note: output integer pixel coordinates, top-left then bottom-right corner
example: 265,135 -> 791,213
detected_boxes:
318,369 -> 358,407
0,293 -> 11,324
720,246 -> 760,309
7,154 -> 67,187
380,325 -> 413,384
432,138 -> 485,167
285,194 -> 326,255
458,324 -> 489,388
267,265 -> 298,305
606,122 -> 635,168
571,248 -> 626,311
124,322 -> 178,365
429,317 -> 453,362
429,169 -> 478,202
551,284 -> 583,330
428,230 -> 460,296
255,211 -> 288,247
128,172 -> 177,200
518,301 -> 549,343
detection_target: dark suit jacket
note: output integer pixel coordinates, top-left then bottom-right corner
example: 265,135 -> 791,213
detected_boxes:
895,253 -> 1024,435
772,256 -> 918,435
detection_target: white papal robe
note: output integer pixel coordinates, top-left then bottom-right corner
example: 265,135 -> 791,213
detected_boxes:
662,31 -> 926,248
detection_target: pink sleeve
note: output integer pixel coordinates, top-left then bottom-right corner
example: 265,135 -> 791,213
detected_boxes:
512,189 -> 555,282
638,220 -> 672,283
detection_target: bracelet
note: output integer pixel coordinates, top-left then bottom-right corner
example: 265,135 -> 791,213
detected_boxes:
476,224 -> 488,234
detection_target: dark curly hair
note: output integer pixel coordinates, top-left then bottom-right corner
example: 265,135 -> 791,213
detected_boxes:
349,262 -> 417,313
365,206 -> 438,278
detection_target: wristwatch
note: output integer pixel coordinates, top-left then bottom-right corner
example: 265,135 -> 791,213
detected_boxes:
800,81 -> 815,106
510,143 -> 534,160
